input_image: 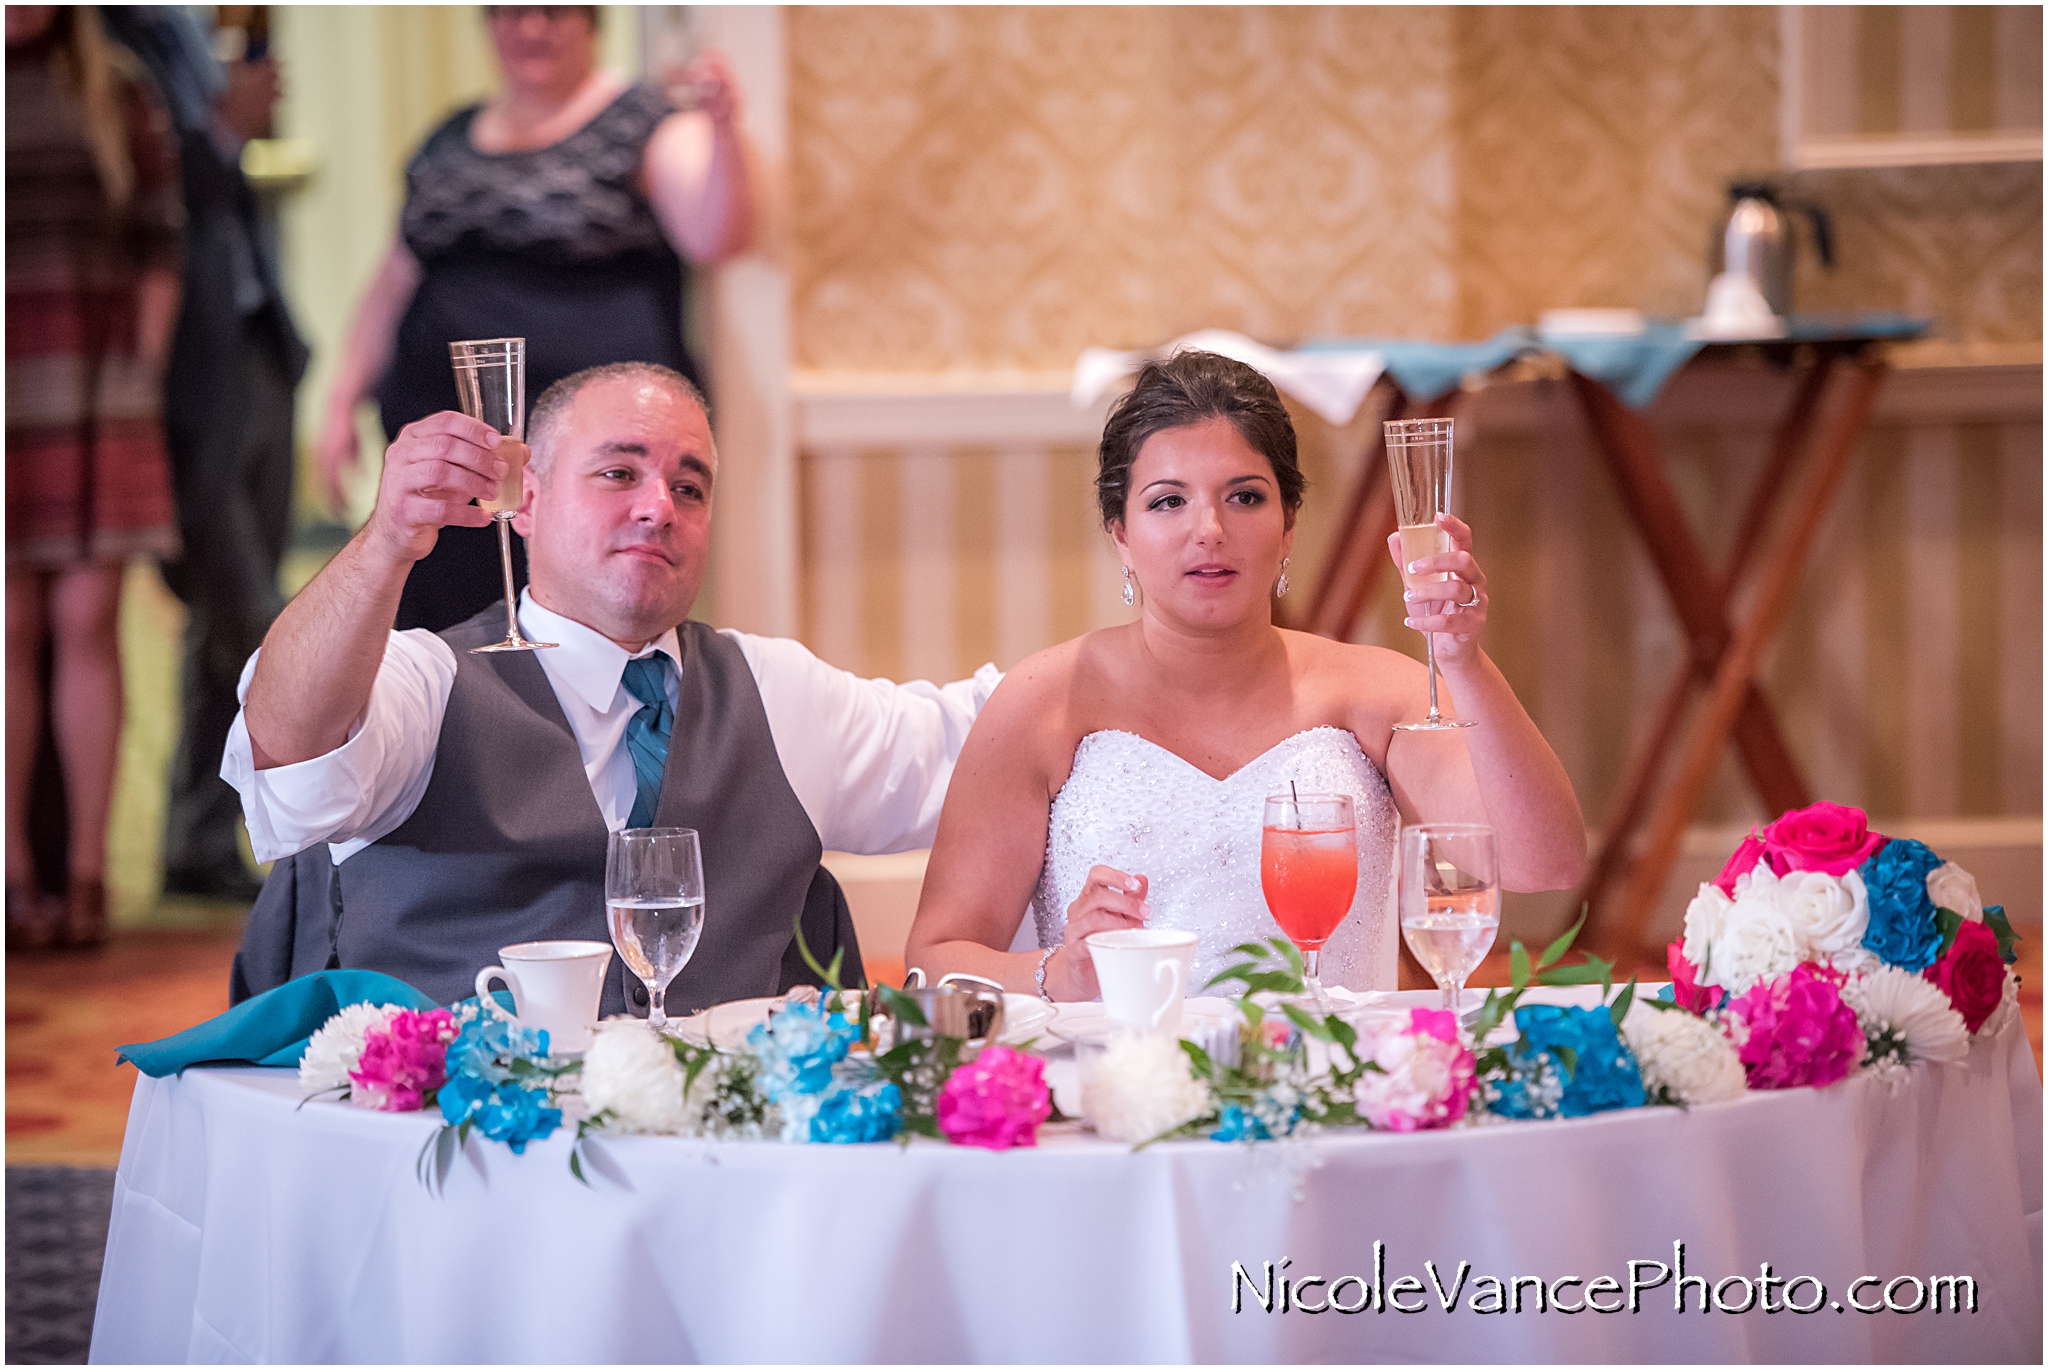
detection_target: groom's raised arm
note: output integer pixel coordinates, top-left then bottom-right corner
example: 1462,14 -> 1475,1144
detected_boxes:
243,413 -> 506,768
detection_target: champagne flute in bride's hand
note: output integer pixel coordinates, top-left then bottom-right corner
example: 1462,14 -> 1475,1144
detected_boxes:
1399,824 -> 1500,1019
1385,417 -> 1472,730
449,337 -> 554,653
606,828 -> 707,1034
1261,792 -> 1358,1011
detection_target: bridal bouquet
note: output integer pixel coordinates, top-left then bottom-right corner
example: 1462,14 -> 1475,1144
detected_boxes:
1664,800 -> 2020,1090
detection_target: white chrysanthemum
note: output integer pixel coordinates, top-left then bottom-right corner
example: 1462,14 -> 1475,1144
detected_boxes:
1778,867 -> 1869,960
1925,862 -> 1984,923
581,1017 -> 690,1134
1841,966 -> 1968,1069
1082,1032 -> 1212,1143
1827,945 -> 1883,979
299,1002 -> 403,1094
1705,871 -> 1802,993
1620,1003 -> 1746,1106
1681,882 -> 1733,972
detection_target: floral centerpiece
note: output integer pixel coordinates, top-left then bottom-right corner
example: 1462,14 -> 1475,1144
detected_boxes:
1666,800 -> 2020,1089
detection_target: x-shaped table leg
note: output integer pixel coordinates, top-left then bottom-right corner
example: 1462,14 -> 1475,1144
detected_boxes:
1570,352 -> 1891,956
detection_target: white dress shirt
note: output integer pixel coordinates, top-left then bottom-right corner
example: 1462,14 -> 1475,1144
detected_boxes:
222,592 -> 1001,866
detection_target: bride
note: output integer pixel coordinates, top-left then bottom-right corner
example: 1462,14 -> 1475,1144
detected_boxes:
903,351 -> 1586,1001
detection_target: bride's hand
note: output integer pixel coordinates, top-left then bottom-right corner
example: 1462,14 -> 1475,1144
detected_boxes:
1387,512 -> 1489,668
1051,866 -> 1149,1001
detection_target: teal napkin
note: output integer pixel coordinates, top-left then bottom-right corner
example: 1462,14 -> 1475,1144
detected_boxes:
117,969 -> 438,1077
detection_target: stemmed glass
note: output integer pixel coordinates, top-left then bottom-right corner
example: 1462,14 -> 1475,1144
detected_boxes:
605,827 -> 707,1034
449,337 -> 554,653
1260,792 -> 1359,1010
1385,417 -> 1473,731
1398,824 -> 1500,1017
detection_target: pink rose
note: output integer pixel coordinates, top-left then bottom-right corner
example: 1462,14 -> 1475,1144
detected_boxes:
1757,801 -> 1886,878
349,1008 -> 456,1112
936,1045 -> 1051,1150
1926,920 -> 2005,1034
1724,963 -> 1863,1090
1713,831 -> 1770,896
1351,1009 -> 1475,1132
1666,942 -> 1725,1014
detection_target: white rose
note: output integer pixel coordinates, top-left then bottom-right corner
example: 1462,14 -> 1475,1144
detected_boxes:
580,1018 -> 690,1134
1681,882 -> 1734,974
1708,876 -> 1801,994
1926,862 -> 1984,923
1776,867 -> 1869,959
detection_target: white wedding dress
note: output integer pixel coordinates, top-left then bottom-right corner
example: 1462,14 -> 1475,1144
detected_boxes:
1024,727 -> 1399,994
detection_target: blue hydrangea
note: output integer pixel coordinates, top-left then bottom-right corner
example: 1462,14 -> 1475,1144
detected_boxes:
1506,1005 -> 1645,1118
747,1003 -> 860,1101
1210,1102 -> 1273,1142
1859,838 -> 1944,971
445,1007 -> 550,1086
438,1074 -> 562,1153
809,1080 -> 901,1144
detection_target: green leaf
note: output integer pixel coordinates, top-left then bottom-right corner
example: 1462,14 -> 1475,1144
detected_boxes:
1933,906 -> 1965,961
876,984 -> 928,1028
1535,962 -> 1611,987
1178,1039 -> 1216,1080
1984,905 -> 2019,964
1509,941 -> 1532,988
1608,977 -> 1638,1029
1539,910 -> 1588,969
1280,1002 -> 1331,1040
789,907 -> 842,993
1552,1043 -> 1579,1078
568,1145 -> 589,1187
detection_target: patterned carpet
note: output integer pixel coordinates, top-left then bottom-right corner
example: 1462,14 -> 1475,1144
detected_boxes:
5,1167 -> 116,1364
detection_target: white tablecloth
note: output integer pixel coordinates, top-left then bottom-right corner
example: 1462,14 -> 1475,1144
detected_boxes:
91,990 -> 2041,1364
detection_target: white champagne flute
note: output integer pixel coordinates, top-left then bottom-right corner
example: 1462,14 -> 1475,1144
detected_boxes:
605,827 -> 707,1033
1384,417 -> 1474,731
1398,824 -> 1500,1017
449,337 -> 554,653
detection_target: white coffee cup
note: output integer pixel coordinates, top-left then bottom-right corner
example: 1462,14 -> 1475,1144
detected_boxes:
1086,928 -> 1198,1034
475,940 -> 614,1054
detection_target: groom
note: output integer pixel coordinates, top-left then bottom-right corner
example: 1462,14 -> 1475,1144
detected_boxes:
227,362 -> 995,1015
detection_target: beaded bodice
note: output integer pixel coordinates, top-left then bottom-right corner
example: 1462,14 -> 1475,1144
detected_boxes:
1029,728 -> 1399,994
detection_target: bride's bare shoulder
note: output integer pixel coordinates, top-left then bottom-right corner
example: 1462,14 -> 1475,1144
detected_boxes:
1278,627 -> 1424,684
971,627 -> 1134,760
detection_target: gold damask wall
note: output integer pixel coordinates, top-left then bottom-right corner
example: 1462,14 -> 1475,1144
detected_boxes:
788,6 -> 2041,367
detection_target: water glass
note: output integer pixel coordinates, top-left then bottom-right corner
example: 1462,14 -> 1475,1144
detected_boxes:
1398,824 -> 1500,1015
604,827 -> 707,1032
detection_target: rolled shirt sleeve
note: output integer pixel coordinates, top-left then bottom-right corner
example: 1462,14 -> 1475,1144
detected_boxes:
726,631 -> 1000,856
220,630 -> 458,864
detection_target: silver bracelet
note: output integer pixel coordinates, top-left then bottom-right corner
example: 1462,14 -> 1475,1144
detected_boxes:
1035,945 -> 1061,1002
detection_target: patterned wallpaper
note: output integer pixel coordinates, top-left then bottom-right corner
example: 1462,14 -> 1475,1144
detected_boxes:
787,6 -> 2042,368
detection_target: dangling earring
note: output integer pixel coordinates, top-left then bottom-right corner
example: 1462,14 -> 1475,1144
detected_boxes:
1275,557 -> 1291,599
1120,566 -> 1136,606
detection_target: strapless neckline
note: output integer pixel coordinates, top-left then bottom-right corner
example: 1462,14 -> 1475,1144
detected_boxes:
1029,726 -> 1399,994
1062,725 -> 1361,788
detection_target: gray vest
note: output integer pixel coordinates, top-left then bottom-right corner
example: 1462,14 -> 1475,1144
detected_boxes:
231,609 -> 863,1014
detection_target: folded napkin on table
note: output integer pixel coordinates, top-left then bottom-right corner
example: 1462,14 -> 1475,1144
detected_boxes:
117,969 -> 438,1077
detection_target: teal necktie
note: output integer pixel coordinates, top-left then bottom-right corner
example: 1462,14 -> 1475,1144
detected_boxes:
620,655 -> 673,829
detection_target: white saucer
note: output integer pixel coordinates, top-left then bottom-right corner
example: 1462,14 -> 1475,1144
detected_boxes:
1048,997 -> 1241,1045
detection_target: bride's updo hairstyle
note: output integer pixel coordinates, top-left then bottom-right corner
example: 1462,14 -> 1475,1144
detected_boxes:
1095,350 -> 1305,528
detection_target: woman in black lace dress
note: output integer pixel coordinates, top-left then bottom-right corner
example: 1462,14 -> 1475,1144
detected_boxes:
315,6 -> 751,631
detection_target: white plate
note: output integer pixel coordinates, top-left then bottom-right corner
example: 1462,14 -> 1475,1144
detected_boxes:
669,996 -> 782,1050
999,994 -> 1055,1045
